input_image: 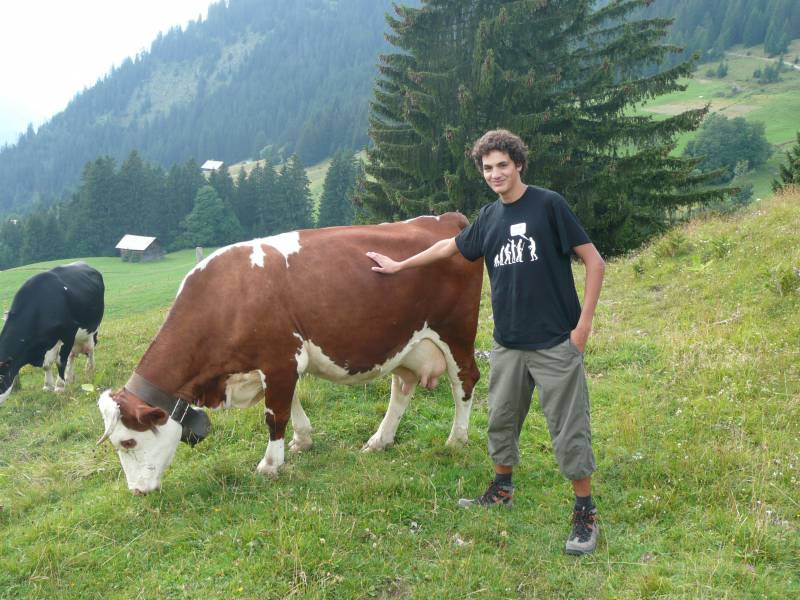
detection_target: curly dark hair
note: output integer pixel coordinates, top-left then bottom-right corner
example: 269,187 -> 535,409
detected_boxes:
470,129 -> 529,177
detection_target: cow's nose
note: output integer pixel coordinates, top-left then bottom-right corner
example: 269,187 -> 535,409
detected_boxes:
133,488 -> 148,496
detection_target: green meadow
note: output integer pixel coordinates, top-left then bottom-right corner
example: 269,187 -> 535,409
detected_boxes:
1,189 -> 799,598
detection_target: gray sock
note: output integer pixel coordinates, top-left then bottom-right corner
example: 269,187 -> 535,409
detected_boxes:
494,472 -> 513,486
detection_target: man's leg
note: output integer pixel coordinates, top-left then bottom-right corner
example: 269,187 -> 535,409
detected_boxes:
572,477 -> 591,497
530,338 -> 598,554
459,343 -> 534,508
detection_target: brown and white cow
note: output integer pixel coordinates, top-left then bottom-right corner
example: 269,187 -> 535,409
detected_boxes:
97,214 -> 482,494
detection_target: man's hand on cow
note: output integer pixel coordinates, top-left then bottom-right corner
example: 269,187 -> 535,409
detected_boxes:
570,325 -> 590,353
366,252 -> 402,274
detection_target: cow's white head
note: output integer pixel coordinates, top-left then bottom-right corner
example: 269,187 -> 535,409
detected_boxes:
97,390 -> 182,495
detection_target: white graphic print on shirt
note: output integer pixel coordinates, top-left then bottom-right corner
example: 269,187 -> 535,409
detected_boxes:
493,222 -> 538,268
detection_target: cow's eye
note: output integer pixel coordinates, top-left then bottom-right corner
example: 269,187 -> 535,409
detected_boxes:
120,439 -> 137,449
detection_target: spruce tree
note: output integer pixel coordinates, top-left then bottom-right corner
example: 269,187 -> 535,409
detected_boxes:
140,163 -> 168,242
0,218 -> 23,269
275,155 -> 313,232
250,161 -> 280,236
318,151 -> 358,228
360,0 -> 731,254
232,167 -> 258,237
176,185 -> 244,248
20,212 -> 49,266
117,150 -> 150,238
772,132 -> 800,192
66,156 -> 119,256
20,210 -> 65,265
207,166 -> 235,206
164,159 -> 206,246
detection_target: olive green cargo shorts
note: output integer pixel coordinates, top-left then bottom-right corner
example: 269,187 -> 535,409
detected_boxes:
487,338 -> 596,481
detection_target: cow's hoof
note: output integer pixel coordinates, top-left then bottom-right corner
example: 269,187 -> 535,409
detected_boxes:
445,430 -> 468,447
42,385 -> 54,392
256,459 -> 281,478
362,435 -> 391,452
289,434 -> 312,453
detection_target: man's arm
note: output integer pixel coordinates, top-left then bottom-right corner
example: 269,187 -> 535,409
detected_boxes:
570,242 -> 605,352
366,237 -> 460,274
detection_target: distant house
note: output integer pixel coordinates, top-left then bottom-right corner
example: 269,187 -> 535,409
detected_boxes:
201,159 -> 224,175
115,235 -> 165,262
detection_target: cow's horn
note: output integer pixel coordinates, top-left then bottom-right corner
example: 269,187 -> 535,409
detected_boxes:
97,410 -> 120,445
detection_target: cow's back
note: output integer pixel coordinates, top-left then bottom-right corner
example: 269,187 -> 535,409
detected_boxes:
208,213 -> 482,374
51,263 -> 105,331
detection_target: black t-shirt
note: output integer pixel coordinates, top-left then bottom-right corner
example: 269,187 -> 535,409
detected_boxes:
455,185 -> 591,350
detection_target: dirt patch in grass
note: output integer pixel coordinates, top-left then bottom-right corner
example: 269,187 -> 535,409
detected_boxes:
715,103 -> 759,116
644,101 -> 759,117
644,102 -> 707,115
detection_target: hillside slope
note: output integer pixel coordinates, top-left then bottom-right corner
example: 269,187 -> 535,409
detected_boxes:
0,191 -> 798,597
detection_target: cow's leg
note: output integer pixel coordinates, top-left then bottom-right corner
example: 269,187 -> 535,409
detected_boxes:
288,389 -> 313,452
64,352 -> 77,384
43,363 -> 54,391
84,331 -> 97,372
439,339 -> 481,448
256,370 -> 296,477
362,373 -> 416,452
42,343 -> 61,391
54,335 -> 75,392
447,379 -> 473,447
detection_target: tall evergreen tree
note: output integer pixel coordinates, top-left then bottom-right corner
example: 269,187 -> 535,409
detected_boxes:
117,150 -> 158,239
772,131 -> 800,192
66,156 -> 119,256
318,151 -> 358,227
275,155 -> 313,231
164,159 -> 206,245
360,0 -> 730,254
231,168 -> 255,236
176,185 -> 244,247
207,165 -> 236,206
0,219 -> 22,269
250,161 -> 280,236
20,210 -> 64,265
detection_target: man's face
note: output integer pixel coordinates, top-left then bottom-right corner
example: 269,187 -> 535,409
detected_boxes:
480,150 -> 523,196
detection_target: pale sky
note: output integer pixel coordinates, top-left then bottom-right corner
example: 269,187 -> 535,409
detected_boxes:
0,0 -> 212,146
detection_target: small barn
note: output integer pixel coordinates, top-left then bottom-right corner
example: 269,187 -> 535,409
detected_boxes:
115,235 -> 165,262
201,159 -> 224,175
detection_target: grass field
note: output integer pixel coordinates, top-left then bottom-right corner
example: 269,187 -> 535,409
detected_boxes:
1,187 -> 798,598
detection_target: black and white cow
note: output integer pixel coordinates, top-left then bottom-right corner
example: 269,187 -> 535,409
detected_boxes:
0,262 -> 104,403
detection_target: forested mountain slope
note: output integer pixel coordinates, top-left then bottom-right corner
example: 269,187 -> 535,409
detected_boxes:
0,0 -> 399,214
639,0 -> 800,64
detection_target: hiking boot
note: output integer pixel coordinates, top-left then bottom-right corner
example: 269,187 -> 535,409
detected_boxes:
565,507 -> 598,555
457,481 -> 514,508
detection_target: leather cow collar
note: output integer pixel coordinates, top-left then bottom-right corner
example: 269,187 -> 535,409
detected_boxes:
125,372 -> 211,446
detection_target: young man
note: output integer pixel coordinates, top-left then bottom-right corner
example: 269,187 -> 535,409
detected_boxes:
366,129 -> 605,555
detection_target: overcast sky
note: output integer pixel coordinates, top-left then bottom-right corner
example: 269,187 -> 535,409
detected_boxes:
0,0 -> 212,146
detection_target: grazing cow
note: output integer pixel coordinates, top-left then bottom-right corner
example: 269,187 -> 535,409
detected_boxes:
0,262 -> 104,403
97,214 -> 483,495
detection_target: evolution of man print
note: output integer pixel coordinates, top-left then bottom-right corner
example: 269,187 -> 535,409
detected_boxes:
493,222 -> 538,268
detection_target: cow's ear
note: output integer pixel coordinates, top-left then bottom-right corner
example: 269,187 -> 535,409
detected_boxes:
137,405 -> 169,429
